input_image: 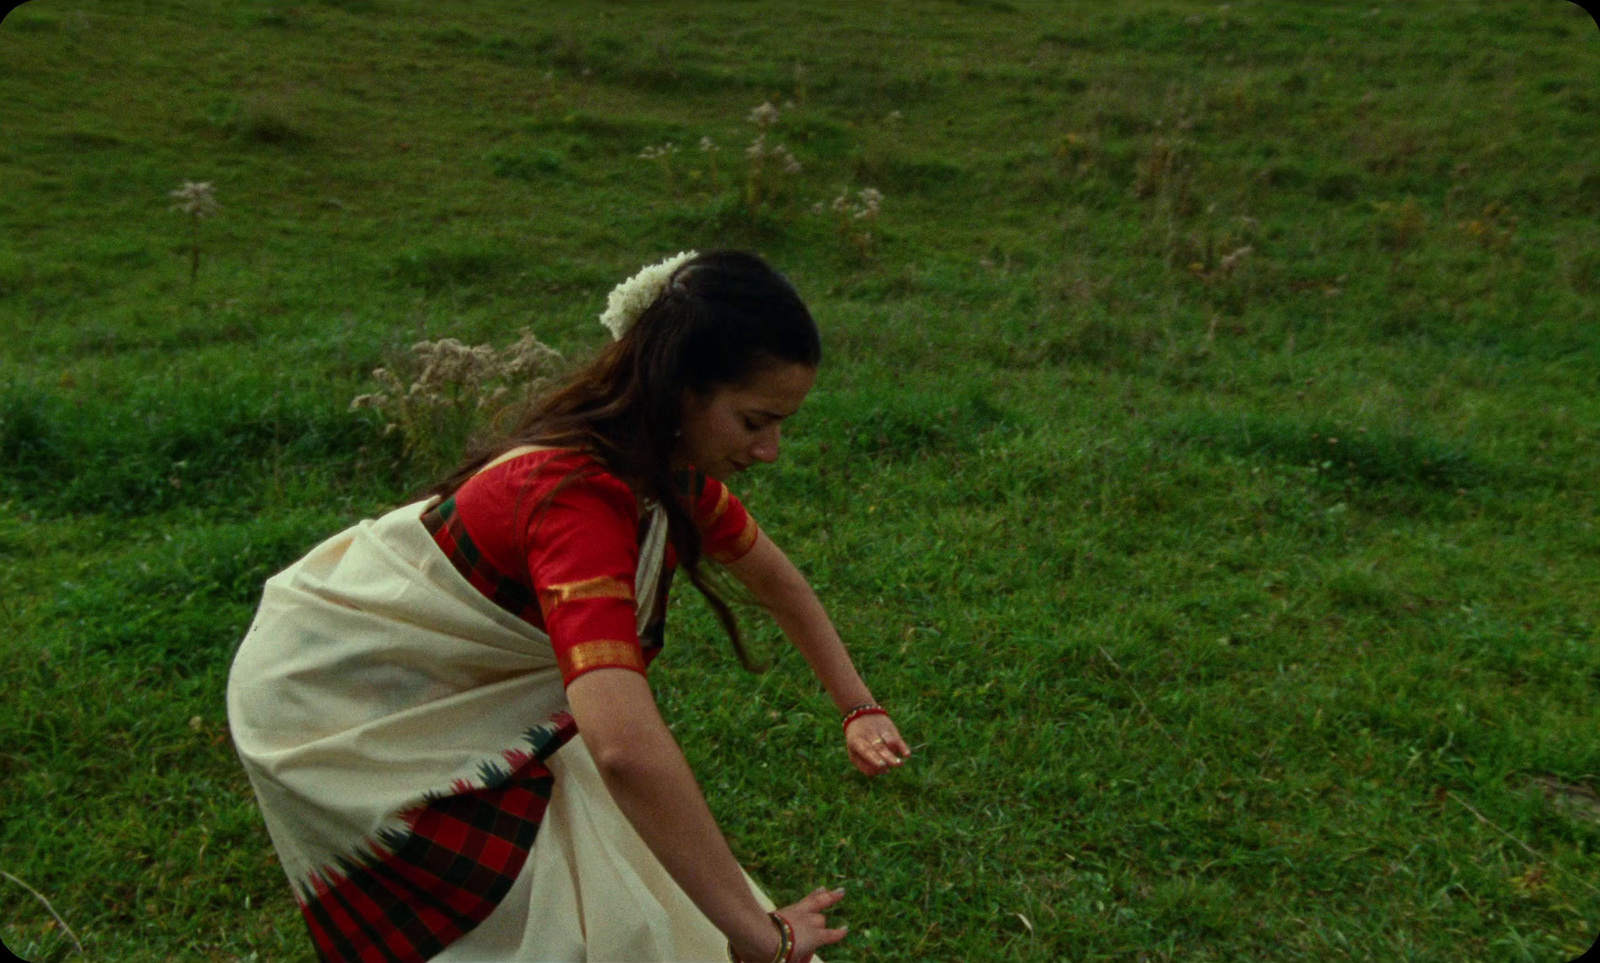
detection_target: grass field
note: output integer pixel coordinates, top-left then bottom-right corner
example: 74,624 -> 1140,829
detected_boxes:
3,1 -> 1599,960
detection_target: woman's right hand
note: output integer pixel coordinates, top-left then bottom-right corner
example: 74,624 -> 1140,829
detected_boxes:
731,887 -> 849,963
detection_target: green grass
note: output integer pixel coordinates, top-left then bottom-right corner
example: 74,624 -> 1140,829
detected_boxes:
3,1 -> 1599,960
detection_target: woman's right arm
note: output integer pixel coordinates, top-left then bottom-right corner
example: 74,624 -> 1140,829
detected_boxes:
566,667 -> 847,962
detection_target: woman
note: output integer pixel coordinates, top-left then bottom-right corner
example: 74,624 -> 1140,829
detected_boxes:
227,250 -> 911,963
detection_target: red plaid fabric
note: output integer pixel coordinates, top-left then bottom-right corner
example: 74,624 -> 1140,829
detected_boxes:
296,715 -> 577,963
422,496 -> 540,624
424,495 -> 667,652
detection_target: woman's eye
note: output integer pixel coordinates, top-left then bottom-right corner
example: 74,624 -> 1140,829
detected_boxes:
743,418 -> 762,431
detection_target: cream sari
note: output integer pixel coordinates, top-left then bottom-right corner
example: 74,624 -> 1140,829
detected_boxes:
228,498 -> 776,962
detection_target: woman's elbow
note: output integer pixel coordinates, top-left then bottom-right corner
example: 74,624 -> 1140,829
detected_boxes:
585,728 -> 673,784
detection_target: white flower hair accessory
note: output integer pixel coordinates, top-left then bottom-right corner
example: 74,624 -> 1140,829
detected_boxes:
599,250 -> 698,340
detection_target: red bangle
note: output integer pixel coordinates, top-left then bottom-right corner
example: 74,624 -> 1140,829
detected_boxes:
842,703 -> 888,731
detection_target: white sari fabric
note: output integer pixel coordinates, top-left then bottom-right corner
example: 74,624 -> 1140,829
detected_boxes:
227,500 -> 776,962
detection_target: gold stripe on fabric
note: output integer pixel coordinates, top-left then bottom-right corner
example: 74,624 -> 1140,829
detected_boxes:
700,484 -> 731,528
538,576 -> 635,613
558,639 -> 646,680
710,518 -> 760,564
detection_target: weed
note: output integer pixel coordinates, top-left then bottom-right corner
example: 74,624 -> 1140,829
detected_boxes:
743,101 -> 803,214
350,330 -> 561,472
167,180 -> 217,288
699,136 -> 721,192
822,187 -> 884,260
638,141 -> 680,195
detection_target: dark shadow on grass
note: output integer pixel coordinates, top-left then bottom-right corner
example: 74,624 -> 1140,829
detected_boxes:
806,386 -> 1014,463
1159,411 -> 1498,493
0,383 -> 402,517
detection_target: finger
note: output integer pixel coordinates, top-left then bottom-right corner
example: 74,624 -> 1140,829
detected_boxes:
799,886 -> 846,910
792,924 -> 851,962
856,734 -> 901,756
868,739 -> 905,764
852,743 -> 896,773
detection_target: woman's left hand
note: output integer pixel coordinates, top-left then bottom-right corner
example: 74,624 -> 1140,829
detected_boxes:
844,713 -> 911,776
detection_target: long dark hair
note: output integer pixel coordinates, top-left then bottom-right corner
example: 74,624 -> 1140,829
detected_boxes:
429,249 -> 822,670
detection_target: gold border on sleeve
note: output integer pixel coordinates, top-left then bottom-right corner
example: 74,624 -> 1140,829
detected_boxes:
699,483 -> 732,528
539,575 -> 635,613
709,518 -> 760,564
558,639 -> 647,679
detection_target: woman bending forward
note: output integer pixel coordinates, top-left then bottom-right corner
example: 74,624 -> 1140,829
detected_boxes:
227,250 -> 911,963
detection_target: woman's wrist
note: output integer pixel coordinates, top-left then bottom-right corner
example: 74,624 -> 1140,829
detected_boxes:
727,911 -> 792,963
827,684 -> 875,715
841,701 -> 889,731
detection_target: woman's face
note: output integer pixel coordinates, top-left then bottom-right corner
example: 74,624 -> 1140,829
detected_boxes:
676,362 -> 817,481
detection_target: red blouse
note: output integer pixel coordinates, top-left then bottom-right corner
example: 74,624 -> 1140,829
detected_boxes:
423,449 -> 759,686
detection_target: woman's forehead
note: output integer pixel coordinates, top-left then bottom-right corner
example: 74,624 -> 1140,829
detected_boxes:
727,363 -> 816,413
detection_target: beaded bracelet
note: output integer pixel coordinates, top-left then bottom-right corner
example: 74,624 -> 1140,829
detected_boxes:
727,911 -> 796,963
841,702 -> 889,732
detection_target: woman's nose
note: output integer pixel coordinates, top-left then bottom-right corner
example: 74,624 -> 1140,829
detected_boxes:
751,426 -> 781,463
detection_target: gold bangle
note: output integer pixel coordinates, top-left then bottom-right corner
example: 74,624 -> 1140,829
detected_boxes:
769,912 -> 795,963
727,912 -> 795,963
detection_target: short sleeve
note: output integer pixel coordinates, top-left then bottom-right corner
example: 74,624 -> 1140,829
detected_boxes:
691,473 -> 761,565
524,469 -> 648,687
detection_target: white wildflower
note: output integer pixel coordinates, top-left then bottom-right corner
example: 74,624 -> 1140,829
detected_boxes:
699,136 -> 718,153
856,188 -> 883,217
599,250 -> 698,340
747,101 -> 780,129
774,146 -> 802,175
168,180 -> 218,218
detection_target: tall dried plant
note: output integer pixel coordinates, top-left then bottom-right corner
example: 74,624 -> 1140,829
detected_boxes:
350,329 -> 562,470
168,180 -> 218,287
823,187 -> 884,259
744,101 -> 802,214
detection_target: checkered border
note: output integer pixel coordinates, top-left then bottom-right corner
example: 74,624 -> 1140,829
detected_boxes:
296,718 -> 577,963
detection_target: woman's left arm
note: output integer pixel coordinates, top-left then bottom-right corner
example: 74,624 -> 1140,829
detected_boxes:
725,529 -> 912,775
